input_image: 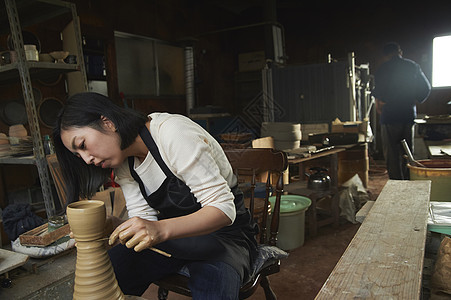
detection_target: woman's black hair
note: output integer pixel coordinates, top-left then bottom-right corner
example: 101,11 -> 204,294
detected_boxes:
53,92 -> 148,203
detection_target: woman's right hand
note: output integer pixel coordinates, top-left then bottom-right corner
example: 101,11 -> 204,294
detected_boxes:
108,216 -> 166,252
69,215 -> 124,243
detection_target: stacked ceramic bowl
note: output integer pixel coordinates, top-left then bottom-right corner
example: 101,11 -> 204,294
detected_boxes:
9,124 -> 28,139
0,133 -> 11,156
261,122 -> 302,150
8,124 -> 33,156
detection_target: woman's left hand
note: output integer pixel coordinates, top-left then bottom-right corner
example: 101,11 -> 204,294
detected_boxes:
108,216 -> 165,252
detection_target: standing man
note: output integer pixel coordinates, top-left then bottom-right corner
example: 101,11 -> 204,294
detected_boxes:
372,42 -> 431,179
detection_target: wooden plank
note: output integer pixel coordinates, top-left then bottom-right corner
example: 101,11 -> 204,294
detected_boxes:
428,144 -> 451,157
316,180 -> 431,299
0,248 -> 28,275
355,200 -> 375,223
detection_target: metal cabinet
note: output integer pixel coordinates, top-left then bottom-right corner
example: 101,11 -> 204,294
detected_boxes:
271,61 -> 353,124
0,0 -> 87,217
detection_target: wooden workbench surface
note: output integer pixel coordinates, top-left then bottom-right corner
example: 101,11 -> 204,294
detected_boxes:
316,180 -> 431,299
0,248 -> 28,275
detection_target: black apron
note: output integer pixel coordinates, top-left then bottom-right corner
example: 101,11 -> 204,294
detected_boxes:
127,126 -> 258,281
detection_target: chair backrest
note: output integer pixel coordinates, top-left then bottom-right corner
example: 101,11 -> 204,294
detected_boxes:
224,148 -> 288,246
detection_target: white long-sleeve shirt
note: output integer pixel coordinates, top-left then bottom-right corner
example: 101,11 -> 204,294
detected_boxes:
114,112 -> 237,223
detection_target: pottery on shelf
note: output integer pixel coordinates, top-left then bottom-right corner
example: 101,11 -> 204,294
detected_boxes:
39,53 -> 54,63
8,124 -> 27,138
0,133 -> 10,152
0,133 -> 9,145
24,45 -> 39,61
49,51 -> 69,63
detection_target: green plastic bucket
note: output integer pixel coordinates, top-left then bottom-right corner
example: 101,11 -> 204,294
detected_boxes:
269,195 -> 312,250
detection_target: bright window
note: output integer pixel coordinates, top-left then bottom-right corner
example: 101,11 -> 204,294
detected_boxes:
432,35 -> 451,87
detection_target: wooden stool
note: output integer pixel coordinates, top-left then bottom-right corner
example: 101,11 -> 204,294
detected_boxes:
284,181 -> 339,236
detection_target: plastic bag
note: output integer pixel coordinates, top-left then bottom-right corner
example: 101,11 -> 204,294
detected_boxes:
431,236 -> 451,298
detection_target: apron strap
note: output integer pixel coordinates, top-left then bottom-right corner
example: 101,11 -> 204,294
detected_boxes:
127,156 -> 149,198
138,125 -> 173,177
127,125 -> 175,199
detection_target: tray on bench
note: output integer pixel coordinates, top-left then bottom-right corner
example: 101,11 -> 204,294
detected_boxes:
19,223 -> 70,247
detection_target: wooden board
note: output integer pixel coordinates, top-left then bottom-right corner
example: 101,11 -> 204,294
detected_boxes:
355,200 -> 375,223
0,248 -> 28,275
428,144 -> 451,157
19,223 -> 70,247
316,180 -> 431,299
90,187 -> 128,220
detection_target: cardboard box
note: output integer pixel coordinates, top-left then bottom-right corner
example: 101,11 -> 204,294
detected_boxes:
238,51 -> 266,72
331,118 -> 368,135
301,123 -> 329,141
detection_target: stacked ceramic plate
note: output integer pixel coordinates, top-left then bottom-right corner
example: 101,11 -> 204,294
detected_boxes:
8,125 -> 33,156
261,122 -> 302,151
9,137 -> 33,156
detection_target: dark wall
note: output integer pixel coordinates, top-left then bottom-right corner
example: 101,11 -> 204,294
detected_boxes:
276,1 -> 451,116
70,0 -> 451,116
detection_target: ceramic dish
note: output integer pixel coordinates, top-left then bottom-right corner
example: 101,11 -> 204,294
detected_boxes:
38,97 -> 63,128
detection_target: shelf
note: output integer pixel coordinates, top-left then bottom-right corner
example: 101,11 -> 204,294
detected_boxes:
0,61 -> 80,83
0,155 -> 35,164
0,0 -> 72,35
1,0 -> 87,218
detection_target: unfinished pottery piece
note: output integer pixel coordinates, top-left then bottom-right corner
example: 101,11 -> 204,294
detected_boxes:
67,200 -> 125,300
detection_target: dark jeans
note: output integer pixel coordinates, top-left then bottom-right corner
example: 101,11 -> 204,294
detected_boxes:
108,244 -> 240,299
380,123 -> 414,180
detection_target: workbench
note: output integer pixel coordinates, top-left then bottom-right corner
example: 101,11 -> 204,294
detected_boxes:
0,248 -> 75,299
288,146 -> 348,188
315,180 -> 431,299
286,144 -> 365,236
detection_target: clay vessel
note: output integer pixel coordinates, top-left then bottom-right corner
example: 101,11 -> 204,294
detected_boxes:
67,200 -> 125,300
8,124 -> 27,138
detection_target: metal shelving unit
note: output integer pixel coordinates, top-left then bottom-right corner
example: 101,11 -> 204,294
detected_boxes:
1,0 -> 87,217
0,61 -> 80,82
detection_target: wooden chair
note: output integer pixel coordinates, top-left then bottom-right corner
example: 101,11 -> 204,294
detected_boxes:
155,148 -> 288,300
46,154 -> 128,220
46,153 -> 68,209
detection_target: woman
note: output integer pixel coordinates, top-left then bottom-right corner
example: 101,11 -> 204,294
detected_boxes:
53,92 -> 258,299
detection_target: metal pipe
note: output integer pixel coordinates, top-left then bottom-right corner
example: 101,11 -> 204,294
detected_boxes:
194,21 -> 282,37
348,52 -> 356,121
185,46 -> 195,115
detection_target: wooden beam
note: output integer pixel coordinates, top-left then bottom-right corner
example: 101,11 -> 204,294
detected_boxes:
316,180 -> 431,299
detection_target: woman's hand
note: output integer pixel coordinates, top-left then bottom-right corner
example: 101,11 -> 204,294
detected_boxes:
108,217 -> 165,252
109,207 -> 231,253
